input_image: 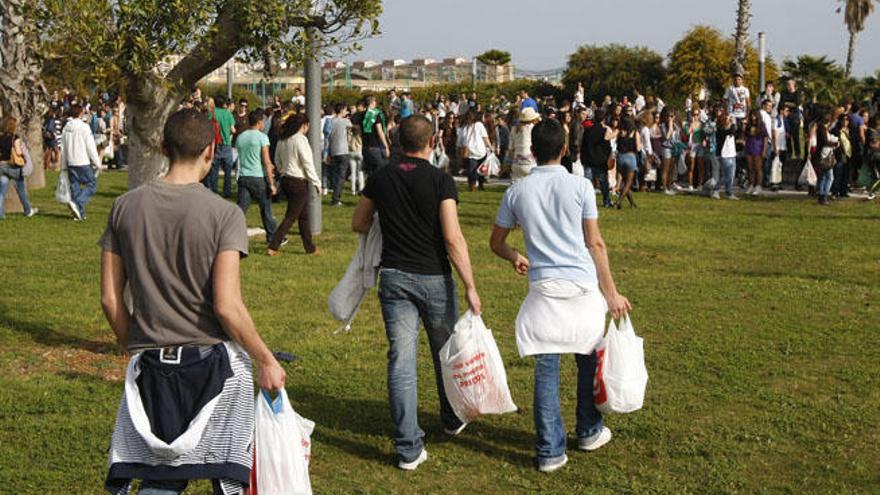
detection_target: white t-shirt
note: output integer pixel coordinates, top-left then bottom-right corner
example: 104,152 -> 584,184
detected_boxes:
773,115 -> 787,152
291,95 -> 305,107
634,95 -> 646,112
760,110 -> 773,140
463,122 -> 488,159
725,85 -> 750,119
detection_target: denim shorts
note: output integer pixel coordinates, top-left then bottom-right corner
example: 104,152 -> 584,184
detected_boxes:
661,147 -> 674,160
618,152 -> 638,173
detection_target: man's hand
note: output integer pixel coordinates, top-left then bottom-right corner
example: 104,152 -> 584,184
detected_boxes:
466,287 -> 482,316
258,359 -> 286,391
605,292 -> 632,320
269,183 -> 277,196
511,252 -> 529,276
316,185 -> 323,196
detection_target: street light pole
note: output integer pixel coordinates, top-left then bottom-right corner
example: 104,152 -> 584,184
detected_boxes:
758,32 -> 766,93
305,28 -> 322,235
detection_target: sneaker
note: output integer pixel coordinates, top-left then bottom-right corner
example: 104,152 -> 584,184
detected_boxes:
444,422 -> 468,436
726,194 -> 740,201
280,237 -> 289,247
746,185 -> 754,195
398,449 -> 427,471
537,454 -> 568,473
672,183 -> 683,191
664,189 -> 676,196
578,426 -> 612,452
331,201 -> 343,207
710,191 -> 721,200
752,186 -> 762,196
687,185 -> 695,192
867,193 -> 876,201
67,201 -> 82,220
25,207 -> 39,218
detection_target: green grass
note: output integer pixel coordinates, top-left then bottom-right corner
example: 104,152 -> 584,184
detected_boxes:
1,171 -> 878,494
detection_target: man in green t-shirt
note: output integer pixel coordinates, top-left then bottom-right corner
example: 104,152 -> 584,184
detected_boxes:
206,96 -> 237,197
235,109 -> 277,244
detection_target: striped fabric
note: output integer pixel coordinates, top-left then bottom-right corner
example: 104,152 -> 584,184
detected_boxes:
105,342 -> 254,495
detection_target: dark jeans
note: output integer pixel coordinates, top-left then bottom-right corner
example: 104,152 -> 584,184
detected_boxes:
377,268 -> 463,462
363,146 -> 387,175
466,156 -> 486,187
787,115 -> 801,157
585,166 -> 611,207
832,159 -> 850,196
269,177 -> 315,253
534,353 -> 604,463
205,145 -> 234,197
67,165 -> 97,218
237,176 -> 276,240
330,154 -> 350,204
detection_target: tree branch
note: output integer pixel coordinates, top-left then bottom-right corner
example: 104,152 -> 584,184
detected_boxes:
165,6 -> 244,92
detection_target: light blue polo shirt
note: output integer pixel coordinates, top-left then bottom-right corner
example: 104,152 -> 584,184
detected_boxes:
495,165 -> 599,284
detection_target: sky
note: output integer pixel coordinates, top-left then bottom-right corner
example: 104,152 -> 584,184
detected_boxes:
347,0 -> 880,77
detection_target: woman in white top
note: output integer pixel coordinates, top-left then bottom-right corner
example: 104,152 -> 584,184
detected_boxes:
268,113 -> 321,256
511,107 -> 541,181
460,110 -> 493,191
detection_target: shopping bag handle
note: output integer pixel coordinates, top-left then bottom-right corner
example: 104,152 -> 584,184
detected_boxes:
261,389 -> 285,415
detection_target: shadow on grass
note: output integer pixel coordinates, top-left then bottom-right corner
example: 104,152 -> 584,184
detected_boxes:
0,312 -> 116,355
292,385 -> 534,467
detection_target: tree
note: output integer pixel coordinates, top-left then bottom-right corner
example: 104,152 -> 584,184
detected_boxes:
838,0 -> 877,78
36,0 -> 382,188
476,49 -> 511,66
0,0 -> 47,198
562,44 -> 666,102
732,0 -> 752,74
782,55 -> 847,104
667,25 -> 777,102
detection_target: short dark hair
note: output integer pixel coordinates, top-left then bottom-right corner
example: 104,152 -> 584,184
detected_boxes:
530,119 -> 565,164
239,98 -> 249,105
334,103 -> 346,114
163,109 -> 214,163
69,104 -> 83,118
215,96 -> 226,108
248,109 -> 264,126
398,115 -> 433,153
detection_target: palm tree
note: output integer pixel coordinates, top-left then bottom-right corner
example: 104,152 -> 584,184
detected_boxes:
732,0 -> 752,75
839,0 -> 877,78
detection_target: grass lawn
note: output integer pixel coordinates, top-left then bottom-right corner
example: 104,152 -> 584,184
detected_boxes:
1,170 -> 878,494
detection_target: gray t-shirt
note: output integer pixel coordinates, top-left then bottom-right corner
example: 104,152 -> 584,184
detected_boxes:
329,117 -> 352,157
99,181 -> 249,351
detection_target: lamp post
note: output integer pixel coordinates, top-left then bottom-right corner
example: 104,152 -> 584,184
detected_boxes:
305,28 -> 322,235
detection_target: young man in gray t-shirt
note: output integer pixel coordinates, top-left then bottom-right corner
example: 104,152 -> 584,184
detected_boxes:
99,109 -> 285,493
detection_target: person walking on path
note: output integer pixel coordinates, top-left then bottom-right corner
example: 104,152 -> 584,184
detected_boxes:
328,103 -> 353,206
206,96 -> 237,197
268,113 -> 321,256
100,108 -> 285,494
490,118 -> 631,473
360,96 -> 390,176
0,116 -> 38,219
351,115 -> 482,471
61,103 -> 102,220
235,109 -> 278,244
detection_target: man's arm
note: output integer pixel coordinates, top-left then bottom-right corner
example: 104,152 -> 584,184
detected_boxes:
489,225 -> 529,276
85,128 -> 101,168
439,199 -> 481,315
101,250 -> 129,351
261,145 -> 276,195
376,123 -> 390,157
213,250 -> 286,391
352,196 -> 376,233
583,218 -> 631,319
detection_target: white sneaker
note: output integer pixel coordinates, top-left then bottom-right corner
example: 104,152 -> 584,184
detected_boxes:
537,454 -> 568,473
67,201 -> 82,220
726,194 -> 740,201
25,207 -> 39,218
578,426 -> 612,451
687,185 -> 695,192
746,185 -> 754,195
710,191 -> 721,200
398,449 -> 427,471
672,183 -> 683,191
752,185 -> 762,195
664,188 -> 676,196
444,422 -> 468,436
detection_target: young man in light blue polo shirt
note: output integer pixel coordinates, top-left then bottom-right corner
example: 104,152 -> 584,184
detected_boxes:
490,119 -> 631,473
235,109 -> 277,244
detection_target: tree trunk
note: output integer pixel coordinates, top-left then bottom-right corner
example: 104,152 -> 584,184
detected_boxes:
125,76 -> 182,189
732,0 -> 752,75
845,30 -> 856,78
0,0 -> 47,213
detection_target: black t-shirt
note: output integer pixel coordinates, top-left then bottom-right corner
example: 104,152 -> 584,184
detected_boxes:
363,156 -> 458,275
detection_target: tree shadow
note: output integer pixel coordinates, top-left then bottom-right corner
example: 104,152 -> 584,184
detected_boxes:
290,385 -> 534,467
0,311 -> 117,355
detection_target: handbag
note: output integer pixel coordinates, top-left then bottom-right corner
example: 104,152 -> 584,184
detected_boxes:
10,137 -> 25,167
819,147 -> 836,171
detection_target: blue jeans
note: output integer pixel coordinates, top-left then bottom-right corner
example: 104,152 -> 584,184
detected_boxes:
832,160 -> 849,196
237,176 -> 277,240
377,268 -> 463,462
585,166 -> 611,206
715,157 -> 736,196
534,353 -> 603,464
206,145 -> 234,197
0,163 -> 33,218
466,156 -> 486,188
67,165 -> 97,218
818,167 -> 834,196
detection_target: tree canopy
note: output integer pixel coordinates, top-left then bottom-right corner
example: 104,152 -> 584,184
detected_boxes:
476,49 -> 511,66
781,55 -> 847,104
562,44 -> 666,102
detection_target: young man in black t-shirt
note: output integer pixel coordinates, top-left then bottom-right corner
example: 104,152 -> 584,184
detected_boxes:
351,115 -> 481,471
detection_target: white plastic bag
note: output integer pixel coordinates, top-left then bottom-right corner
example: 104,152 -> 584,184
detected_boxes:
770,155 -> 783,184
479,153 -> 501,177
571,159 -> 585,177
798,159 -> 817,187
593,315 -> 648,414
440,311 -> 517,424
55,170 -> 71,204
676,153 -> 687,175
252,389 -> 315,495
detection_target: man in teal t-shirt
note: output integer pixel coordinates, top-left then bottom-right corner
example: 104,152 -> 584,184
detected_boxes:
235,109 -> 277,243
206,96 -> 237,197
